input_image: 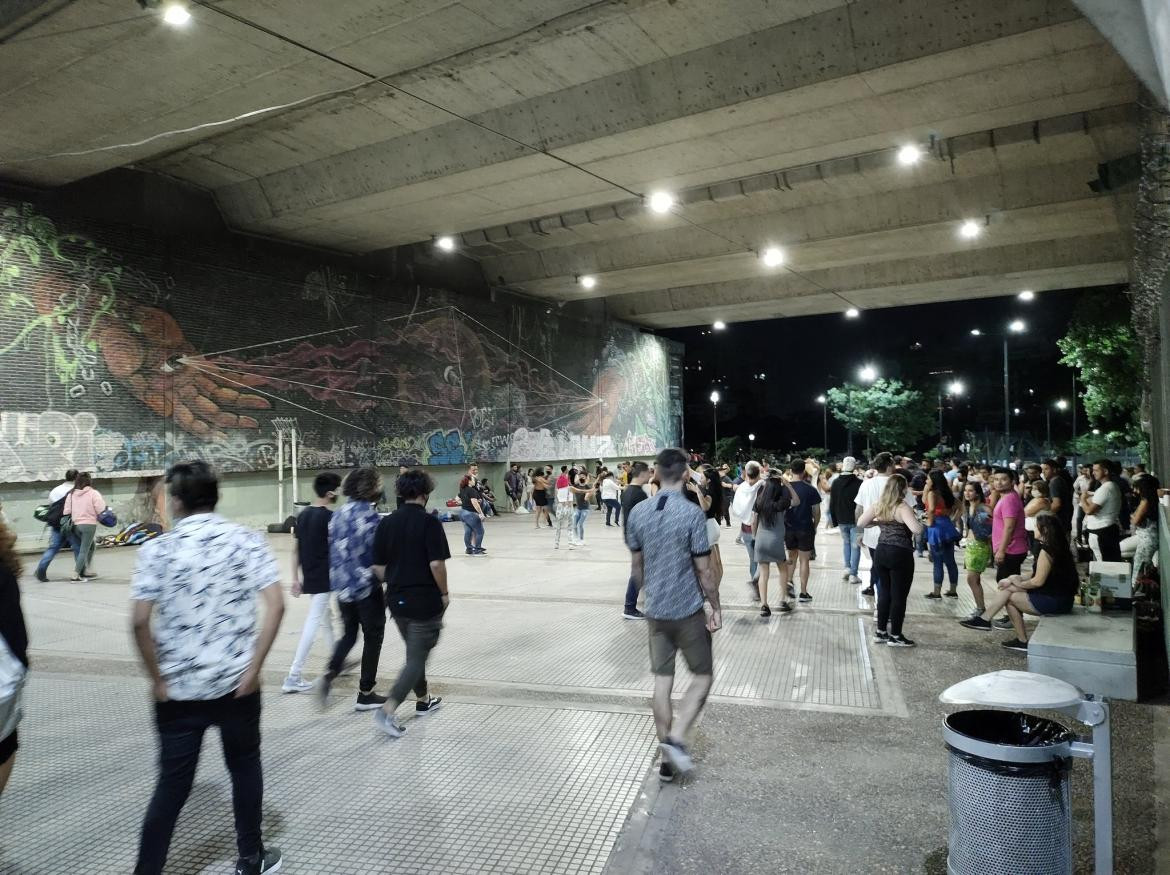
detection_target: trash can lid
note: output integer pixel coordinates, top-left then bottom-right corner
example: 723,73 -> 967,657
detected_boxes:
939,670 -> 1083,709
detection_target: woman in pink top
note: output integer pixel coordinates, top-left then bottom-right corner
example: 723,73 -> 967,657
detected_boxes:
64,472 -> 104,581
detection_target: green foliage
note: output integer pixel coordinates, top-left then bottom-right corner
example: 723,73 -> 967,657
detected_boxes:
1056,292 -> 1144,445
705,436 -> 741,464
826,378 -> 935,452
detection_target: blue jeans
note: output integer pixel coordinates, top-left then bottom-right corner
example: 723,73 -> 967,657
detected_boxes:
35,527 -> 80,577
838,524 -> 860,576
573,507 -> 590,541
932,542 -> 959,588
741,529 -> 758,580
624,577 -> 639,613
460,510 -> 484,550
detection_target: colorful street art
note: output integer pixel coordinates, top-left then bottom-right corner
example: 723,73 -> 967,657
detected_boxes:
0,199 -> 681,480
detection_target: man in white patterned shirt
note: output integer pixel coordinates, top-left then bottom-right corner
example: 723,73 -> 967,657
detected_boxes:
131,462 -> 285,875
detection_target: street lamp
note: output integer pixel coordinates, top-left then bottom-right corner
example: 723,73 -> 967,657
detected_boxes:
970,321 -> 1026,461
748,433 -> 756,456
816,394 -> 828,450
1049,399 -> 1069,453
710,390 -> 720,452
939,380 -> 964,445
851,366 -> 878,457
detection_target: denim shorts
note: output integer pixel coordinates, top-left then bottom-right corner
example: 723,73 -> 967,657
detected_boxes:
1028,593 -> 1074,616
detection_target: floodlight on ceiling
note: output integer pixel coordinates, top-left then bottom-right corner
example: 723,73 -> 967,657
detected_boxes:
896,144 -> 922,166
712,320 -> 726,330
1009,319 -> 1026,334
1018,290 -> 1035,301
845,307 -> 860,318
161,2 -> 191,25
761,246 -> 785,267
647,191 -> 675,214
578,274 -> 597,290
434,235 -> 456,252
958,219 -> 982,239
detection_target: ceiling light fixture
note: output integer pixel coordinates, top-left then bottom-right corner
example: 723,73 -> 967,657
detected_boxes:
578,275 -> 597,290
761,247 -> 785,267
712,320 -> 726,330
161,2 -> 191,25
647,191 -> 675,214
434,235 -> 456,252
845,307 -> 860,318
896,144 -> 922,166
958,219 -> 982,239
1017,290 -> 1035,301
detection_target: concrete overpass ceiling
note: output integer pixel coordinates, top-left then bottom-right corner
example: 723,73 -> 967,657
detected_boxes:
0,0 -> 1143,326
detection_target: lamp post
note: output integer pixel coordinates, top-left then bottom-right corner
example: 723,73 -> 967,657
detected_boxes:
853,365 -> 878,458
816,395 -> 828,451
1051,399 -> 1068,456
710,390 -> 720,453
748,432 -> 755,456
938,380 -> 965,445
971,321 -> 1026,462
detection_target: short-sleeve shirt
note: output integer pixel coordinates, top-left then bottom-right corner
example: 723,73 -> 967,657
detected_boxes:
1085,480 -> 1121,530
992,489 -> 1029,555
1047,474 -> 1073,529
295,505 -> 332,594
784,480 -> 821,531
574,483 -> 591,509
556,474 -> 571,503
600,479 -> 620,501
459,485 -> 481,512
372,503 -> 451,619
621,484 -> 648,534
855,475 -> 914,549
625,489 -> 711,621
131,513 -> 279,700
329,499 -> 381,602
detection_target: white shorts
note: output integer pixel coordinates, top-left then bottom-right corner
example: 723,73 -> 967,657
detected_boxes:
705,517 -> 720,547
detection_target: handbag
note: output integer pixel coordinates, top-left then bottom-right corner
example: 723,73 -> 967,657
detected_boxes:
98,507 -> 117,528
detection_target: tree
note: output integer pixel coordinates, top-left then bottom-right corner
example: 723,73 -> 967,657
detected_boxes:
1056,291 -> 1144,447
826,379 -> 935,453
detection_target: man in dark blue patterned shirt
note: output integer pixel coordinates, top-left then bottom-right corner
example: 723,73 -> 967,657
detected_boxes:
625,448 -> 720,781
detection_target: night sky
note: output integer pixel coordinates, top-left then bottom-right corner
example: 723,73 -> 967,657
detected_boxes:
661,286 -> 1123,457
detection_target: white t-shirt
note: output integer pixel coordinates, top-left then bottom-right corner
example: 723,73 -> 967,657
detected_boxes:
600,479 -> 620,501
855,474 -> 915,549
48,481 -> 73,503
730,479 -> 763,526
1085,480 -> 1121,530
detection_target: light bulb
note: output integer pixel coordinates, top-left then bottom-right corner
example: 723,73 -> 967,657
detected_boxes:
761,247 -> 785,267
648,191 -> 675,214
897,144 -> 922,166
959,219 -> 981,239
435,235 -> 456,252
162,3 -> 191,26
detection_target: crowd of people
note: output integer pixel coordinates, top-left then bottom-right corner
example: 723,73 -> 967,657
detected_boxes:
0,447 -> 1160,872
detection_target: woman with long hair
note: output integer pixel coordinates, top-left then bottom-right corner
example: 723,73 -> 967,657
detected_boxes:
1023,478 -> 1051,570
685,465 -> 726,590
960,511 -> 1077,650
960,481 -> 992,618
1121,475 -> 1160,586
63,472 -> 105,581
0,521 -> 29,797
457,475 -> 487,555
857,474 -> 924,647
751,473 -> 800,617
924,469 -> 961,599
531,468 -> 550,529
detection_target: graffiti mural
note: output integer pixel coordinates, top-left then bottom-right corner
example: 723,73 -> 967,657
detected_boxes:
0,199 -> 681,480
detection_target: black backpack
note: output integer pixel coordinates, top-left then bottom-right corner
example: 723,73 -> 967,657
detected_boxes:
34,493 -> 68,530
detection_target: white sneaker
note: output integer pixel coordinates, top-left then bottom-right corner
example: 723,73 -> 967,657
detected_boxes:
281,676 -> 313,694
841,571 -> 851,580
849,575 -> 862,585
373,709 -> 407,738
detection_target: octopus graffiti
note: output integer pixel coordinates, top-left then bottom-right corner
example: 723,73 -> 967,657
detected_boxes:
0,200 -> 680,480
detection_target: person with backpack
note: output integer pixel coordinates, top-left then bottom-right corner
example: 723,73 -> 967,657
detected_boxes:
960,481 -> 992,619
923,469 -> 962,599
33,469 -> 80,582
752,472 -> 800,616
62,472 -> 105,582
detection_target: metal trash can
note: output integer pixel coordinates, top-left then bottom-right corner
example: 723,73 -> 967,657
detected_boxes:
944,709 -> 1075,874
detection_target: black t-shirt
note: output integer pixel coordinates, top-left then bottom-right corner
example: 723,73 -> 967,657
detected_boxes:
0,567 -> 29,668
372,503 -> 452,619
1048,474 -> 1073,529
294,505 -> 332,594
910,471 -> 928,509
573,482 -> 590,510
621,484 -> 648,542
459,485 -> 481,512
1036,547 -> 1077,600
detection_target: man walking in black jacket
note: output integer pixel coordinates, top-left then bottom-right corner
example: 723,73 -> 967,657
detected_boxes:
828,457 -> 863,584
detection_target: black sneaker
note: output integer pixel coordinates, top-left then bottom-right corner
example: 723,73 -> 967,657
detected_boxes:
798,592 -> 812,603
860,586 -> 875,596
1001,638 -> 1028,652
887,635 -> 917,648
924,591 -> 942,600
748,579 -> 760,602
355,691 -> 388,711
623,609 -> 647,620
959,616 -> 992,630
993,616 -> 1014,630
760,604 -> 771,617
316,671 -> 336,709
415,695 -> 442,715
659,737 -> 694,775
944,590 -> 959,598
658,761 -> 675,783
465,548 -> 475,555
235,846 -> 282,875
778,601 -> 793,613
874,629 -> 889,643
473,547 -> 488,554
34,568 -> 48,582
786,584 -> 795,598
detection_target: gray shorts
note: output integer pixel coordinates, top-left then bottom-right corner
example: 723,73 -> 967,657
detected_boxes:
648,610 -> 713,676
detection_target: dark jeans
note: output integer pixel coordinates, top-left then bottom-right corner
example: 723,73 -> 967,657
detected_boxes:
328,587 -> 386,692
995,551 -> 1027,582
1089,524 -> 1122,562
874,545 -> 914,637
135,691 -> 263,875
624,576 -> 639,613
931,542 -> 959,588
603,498 -> 622,525
387,614 -> 443,706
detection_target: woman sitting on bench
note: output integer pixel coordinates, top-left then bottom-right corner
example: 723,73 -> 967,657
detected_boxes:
959,511 -> 1077,652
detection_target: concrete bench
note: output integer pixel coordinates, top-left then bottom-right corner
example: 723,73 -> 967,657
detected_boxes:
1027,607 -> 1137,701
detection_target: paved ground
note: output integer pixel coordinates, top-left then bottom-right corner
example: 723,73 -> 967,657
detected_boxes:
3,509 -> 1167,873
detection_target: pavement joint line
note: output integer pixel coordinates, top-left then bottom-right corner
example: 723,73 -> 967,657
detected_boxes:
1156,704 -> 1170,875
